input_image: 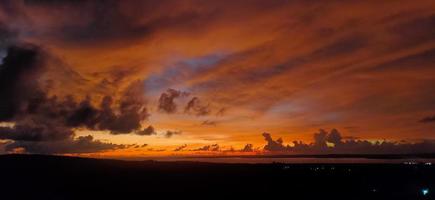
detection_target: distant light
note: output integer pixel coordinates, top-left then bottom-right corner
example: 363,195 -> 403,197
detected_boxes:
422,188 -> 429,196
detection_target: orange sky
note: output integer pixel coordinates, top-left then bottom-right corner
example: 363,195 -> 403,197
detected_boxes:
1,0 -> 435,157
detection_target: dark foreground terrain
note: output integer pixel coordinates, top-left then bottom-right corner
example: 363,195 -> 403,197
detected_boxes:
0,155 -> 434,200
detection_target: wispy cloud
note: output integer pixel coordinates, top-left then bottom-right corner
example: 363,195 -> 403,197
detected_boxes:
1,0 -> 435,155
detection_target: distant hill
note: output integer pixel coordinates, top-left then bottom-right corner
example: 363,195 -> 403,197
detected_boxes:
0,154 -> 434,199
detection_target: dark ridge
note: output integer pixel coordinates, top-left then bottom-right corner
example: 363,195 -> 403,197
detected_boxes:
187,153 -> 435,159
0,154 -> 434,199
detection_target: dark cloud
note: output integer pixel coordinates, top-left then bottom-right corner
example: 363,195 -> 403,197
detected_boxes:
0,22 -> 17,49
94,81 -> 149,134
262,129 -> 435,154
158,89 -> 187,113
4,135 -> 124,154
310,34 -> 368,59
419,115 -> 435,123
326,129 -> 343,145
157,90 -> 214,116
240,144 -> 254,152
136,125 -> 156,136
10,0 -> 150,45
0,44 -> 44,121
0,121 -> 72,141
201,120 -> 217,126
0,44 -> 149,133
262,132 -> 287,152
192,144 -> 219,151
390,14 -> 435,49
174,144 -> 187,151
30,82 -> 149,134
0,0 -> 221,48
364,47 -> 435,75
0,37 -> 151,154
134,143 -> 148,148
185,97 -> 211,116
210,144 -> 220,151
164,130 -> 182,138
313,129 -> 328,149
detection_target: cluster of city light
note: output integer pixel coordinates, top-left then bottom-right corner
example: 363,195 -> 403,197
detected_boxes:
422,188 -> 429,196
403,161 -> 432,165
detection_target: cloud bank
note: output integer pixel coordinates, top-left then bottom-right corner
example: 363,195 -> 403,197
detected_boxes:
0,36 -> 150,154
263,129 -> 435,154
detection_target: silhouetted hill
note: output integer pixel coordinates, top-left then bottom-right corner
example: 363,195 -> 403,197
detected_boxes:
0,154 -> 434,199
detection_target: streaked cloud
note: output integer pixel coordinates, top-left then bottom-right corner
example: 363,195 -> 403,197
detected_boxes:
1,0 -> 435,155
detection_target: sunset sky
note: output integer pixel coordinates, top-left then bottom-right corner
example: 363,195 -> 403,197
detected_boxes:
1,0 -> 435,157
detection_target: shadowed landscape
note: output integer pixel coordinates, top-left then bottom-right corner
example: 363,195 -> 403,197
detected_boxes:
1,154 -> 434,199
